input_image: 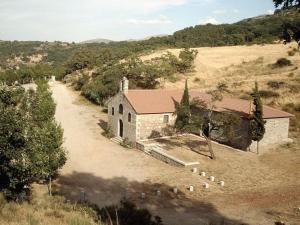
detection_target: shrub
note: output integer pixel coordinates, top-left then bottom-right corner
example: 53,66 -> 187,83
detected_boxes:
287,84 -> 300,93
283,103 -> 300,112
288,48 -> 298,56
217,82 -> 230,93
194,77 -> 201,82
267,81 -> 285,89
258,90 -> 280,98
273,58 -> 292,68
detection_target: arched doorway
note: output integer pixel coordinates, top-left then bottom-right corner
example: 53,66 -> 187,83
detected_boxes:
119,119 -> 123,138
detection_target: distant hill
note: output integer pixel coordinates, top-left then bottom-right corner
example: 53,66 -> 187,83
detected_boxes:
80,38 -> 113,44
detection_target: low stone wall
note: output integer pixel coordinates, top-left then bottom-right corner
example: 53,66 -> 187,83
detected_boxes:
136,141 -> 199,167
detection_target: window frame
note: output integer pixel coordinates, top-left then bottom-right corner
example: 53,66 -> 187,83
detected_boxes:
119,104 -> 123,114
128,112 -> 132,123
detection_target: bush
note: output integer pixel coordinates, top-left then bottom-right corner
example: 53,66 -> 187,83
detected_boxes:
267,80 -> 285,89
288,49 -> 296,56
287,84 -> 300,93
93,199 -> 164,225
283,103 -> 300,112
258,90 -> 280,98
273,58 -> 292,68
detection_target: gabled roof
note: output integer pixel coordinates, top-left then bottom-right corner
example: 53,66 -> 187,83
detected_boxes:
124,89 -> 293,119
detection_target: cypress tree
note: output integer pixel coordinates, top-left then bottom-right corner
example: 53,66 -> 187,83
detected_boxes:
175,80 -> 190,130
249,82 -> 266,154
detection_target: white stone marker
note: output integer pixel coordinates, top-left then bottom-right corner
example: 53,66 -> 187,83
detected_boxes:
189,186 -> 194,192
200,172 -> 206,177
192,168 -> 198,173
173,187 -> 178,194
141,193 -> 146,199
203,182 -> 209,189
156,190 -> 161,196
220,181 -> 225,187
209,176 -> 215,182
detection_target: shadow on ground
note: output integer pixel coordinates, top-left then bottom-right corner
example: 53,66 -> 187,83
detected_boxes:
54,172 -> 248,225
155,137 -> 212,158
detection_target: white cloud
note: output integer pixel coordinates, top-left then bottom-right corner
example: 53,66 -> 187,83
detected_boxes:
199,17 -> 219,25
233,9 -> 240,13
267,9 -> 274,14
126,15 -> 172,25
213,9 -> 227,15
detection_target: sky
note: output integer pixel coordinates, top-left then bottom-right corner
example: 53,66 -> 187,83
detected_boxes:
0,0 -> 276,42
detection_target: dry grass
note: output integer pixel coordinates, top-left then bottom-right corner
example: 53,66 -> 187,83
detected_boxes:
0,185 -> 102,225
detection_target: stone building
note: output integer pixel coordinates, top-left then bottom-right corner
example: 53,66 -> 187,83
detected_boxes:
107,77 -> 293,150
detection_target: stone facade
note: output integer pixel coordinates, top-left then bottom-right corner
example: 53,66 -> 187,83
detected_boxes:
108,92 -> 176,143
107,78 -> 291,150
249,117 -> 290,151
107,93 -> 137,143
136,113 -> 176,140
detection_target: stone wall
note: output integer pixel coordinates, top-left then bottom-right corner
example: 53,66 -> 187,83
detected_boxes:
249,117 -> 290,150
136,113 -> 176,140
107,93 -> 137,143
211,117 -> 290,151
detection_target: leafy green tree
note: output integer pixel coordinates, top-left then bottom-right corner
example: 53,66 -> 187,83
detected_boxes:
30,80 -> 56,126
0,83 -> 66,200
249,82 -> 266,154
177,48 -> 198,73
174,80 -> 190,130
0,87 -> 32,200
273,0 -> 300,9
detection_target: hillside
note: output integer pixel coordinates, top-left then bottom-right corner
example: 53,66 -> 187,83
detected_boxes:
80,38 -> 113,44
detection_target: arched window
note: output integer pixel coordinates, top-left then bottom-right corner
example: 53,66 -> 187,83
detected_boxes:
119,104 -> 123,114
128,113 -> 132,122
111,107 -> 115,115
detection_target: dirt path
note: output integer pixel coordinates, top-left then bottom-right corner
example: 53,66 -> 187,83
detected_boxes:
50,81 -> 300,225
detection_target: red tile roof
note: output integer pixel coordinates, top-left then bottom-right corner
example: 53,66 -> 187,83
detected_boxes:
124,89 -> 293,119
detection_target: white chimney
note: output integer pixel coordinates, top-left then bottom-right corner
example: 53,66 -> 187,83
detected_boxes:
120,77 -> 129,93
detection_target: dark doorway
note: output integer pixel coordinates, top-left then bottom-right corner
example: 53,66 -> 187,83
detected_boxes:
119,119 -> 123,138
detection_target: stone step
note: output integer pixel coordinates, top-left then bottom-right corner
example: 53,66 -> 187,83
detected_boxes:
111,137 -> 123,144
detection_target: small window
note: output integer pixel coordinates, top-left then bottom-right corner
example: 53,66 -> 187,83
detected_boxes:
163,115 -> 169,123
128,113 -> 132,122
119,104 -> 123,114
112,107 -> 114,115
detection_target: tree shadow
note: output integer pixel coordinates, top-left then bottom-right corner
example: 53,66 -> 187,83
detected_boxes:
153,137 -> 212,159
53,172 -> 249,225
98,119 -> 108,131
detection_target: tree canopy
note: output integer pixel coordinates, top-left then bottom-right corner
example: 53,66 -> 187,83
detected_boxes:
0,81 -> 66,200
273,0 -> 300,9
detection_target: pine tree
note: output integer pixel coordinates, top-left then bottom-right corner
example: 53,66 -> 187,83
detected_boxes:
249,82 -> 266,154
174,80 -> 190,130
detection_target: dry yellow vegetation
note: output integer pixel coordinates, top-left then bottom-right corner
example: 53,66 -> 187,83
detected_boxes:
0,185 -> 102,225
143,42 -> 300,138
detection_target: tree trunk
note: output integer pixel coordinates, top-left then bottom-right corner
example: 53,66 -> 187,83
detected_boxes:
48,177 -> 52,196
257,141 -> 259,155
204,135 -> 216,160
